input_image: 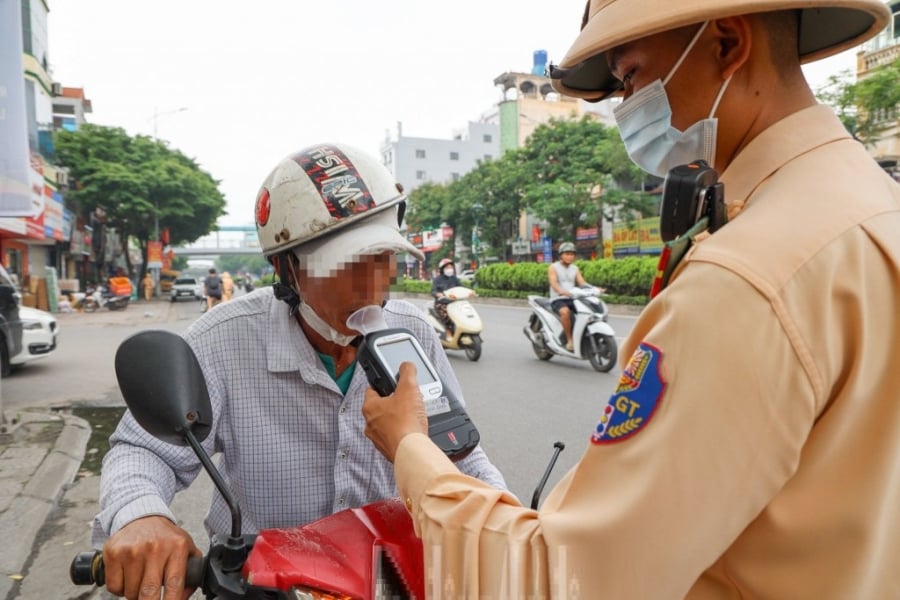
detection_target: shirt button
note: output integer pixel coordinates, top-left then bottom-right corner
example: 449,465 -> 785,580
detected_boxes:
338,497 -> 345,506
339,406 -> 346,414
339,451 -> 347,460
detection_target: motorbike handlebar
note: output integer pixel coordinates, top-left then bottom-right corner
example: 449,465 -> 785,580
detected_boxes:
70,550 -> 205,589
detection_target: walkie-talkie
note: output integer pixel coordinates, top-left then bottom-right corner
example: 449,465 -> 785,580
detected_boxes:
659,160 -> 726,242
651,161 -> 728,297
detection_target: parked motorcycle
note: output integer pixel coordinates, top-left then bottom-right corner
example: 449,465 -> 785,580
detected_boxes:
423,286 -> 484,361
70,330 -> 425,599
81,284 -> 130,312
522,286 -> 618,372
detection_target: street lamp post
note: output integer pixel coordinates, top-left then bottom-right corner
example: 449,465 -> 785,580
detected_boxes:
471,202 -> 483,269
148,107 -> 188,296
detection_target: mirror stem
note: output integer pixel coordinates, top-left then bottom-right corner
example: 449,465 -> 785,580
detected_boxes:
184,428 -> 243,543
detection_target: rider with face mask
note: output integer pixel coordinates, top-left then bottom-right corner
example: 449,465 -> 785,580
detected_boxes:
92,143 -> 507,599
363,1 -> 900,597
431,257 -> 461,338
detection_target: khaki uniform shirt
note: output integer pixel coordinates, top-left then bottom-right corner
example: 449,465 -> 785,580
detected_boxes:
395,105 -> 900,599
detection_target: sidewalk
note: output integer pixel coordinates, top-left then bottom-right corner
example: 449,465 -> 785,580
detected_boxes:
0,411 -> 91,599
0,296 -> 177,599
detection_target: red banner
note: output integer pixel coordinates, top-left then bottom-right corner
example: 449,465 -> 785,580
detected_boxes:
147,240 -> 163,267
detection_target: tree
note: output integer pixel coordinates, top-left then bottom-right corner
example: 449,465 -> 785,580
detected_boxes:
519,116 -> 656,249
403,115 -> 658,261
216,254 -> 270,277
54,124 -> 226,277
816,58 -> 900,147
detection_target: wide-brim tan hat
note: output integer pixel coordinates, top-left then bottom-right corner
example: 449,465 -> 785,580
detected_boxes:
550,0 -> 891,101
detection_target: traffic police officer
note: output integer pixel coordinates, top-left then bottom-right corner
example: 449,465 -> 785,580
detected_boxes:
363,0 -> 900,597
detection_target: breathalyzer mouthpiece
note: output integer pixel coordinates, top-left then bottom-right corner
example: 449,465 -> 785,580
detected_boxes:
346,305 -> 389,336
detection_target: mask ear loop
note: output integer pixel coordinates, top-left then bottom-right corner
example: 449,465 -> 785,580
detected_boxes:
663,21 -> 710,86
707,75 -> 732,119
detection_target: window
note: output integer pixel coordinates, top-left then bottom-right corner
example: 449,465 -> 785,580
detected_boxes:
450,151 -> 459,161
415,149 -> 426,159
484,154 -> 493,161
416,170 -> 426,180
483,134 -> 492,143
451,173 -> 460,181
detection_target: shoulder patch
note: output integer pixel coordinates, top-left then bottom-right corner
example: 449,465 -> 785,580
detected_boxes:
591,342 -> 666,444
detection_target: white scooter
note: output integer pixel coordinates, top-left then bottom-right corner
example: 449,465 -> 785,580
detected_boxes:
423,286 -> 484,361
522,286 -> 618,372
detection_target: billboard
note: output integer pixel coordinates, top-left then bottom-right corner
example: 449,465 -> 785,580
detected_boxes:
612,216 -> 663,257
0,0 -> 34,216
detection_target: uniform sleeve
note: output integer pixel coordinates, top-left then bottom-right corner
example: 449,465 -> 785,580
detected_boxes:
415,305 -> 509,492
395,263 -> 817,598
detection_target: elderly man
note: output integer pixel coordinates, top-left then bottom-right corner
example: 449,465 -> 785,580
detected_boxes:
94,143 -> 506,599
364,1 -> 900,597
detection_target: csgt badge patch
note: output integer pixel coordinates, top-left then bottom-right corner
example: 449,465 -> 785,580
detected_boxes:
591,342 -> 666,444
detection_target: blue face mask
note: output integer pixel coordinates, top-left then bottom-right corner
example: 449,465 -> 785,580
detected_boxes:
613,21 -> 732,178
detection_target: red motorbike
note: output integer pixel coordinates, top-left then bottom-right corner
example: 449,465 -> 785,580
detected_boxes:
70,330 -> 563,598
69,330 -> 424,599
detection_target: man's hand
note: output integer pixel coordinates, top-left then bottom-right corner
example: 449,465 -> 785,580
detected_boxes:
102,515 -> 201,600
363,362 -> 429,462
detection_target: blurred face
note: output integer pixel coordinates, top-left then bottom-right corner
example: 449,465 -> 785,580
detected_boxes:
560,251 -> 576,265
295,252 -> 396,336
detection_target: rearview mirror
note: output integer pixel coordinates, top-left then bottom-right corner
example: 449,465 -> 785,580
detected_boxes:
114,330 -> 212,446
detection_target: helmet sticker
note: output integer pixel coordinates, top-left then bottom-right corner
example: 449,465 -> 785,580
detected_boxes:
292,145 -> 376,219
591,342 -> 666,444
256,188 -> 271,227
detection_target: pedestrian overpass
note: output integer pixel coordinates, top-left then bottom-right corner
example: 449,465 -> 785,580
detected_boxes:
171,225 -> 263,257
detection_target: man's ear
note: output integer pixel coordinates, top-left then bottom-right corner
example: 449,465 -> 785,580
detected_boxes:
710,16 -> 752,80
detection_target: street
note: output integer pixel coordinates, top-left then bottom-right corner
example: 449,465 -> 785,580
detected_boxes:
4,293 -> 637,598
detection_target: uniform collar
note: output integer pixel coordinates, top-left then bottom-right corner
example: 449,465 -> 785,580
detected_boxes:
721,104 -> 852,220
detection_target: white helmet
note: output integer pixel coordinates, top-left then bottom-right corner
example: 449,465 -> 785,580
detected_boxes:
255,143 -> 421,266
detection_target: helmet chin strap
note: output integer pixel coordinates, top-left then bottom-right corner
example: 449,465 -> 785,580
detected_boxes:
278,252 -> 358,347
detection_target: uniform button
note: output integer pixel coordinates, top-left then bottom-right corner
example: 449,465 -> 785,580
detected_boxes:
405,497 -> 413,512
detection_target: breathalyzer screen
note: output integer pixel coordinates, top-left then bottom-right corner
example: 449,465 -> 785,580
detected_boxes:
378,338 -> 436,386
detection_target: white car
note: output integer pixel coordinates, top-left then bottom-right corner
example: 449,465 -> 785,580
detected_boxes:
170,277 -> 204,302
11,306 -> 58,367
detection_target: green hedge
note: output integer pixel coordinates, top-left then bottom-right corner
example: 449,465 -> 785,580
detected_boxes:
390,257 -> 657,306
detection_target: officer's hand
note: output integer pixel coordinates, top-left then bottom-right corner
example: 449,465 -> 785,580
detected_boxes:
363,362 -> 429,463
102,515 -> 201,600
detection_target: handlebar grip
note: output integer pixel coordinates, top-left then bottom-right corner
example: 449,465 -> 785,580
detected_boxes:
70,551 -> 103,586
70,551 -> 206,589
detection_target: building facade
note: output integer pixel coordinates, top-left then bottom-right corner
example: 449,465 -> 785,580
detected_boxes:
380,121 -> 501,194
0,0 -> 95,308
857,0 -> 900,181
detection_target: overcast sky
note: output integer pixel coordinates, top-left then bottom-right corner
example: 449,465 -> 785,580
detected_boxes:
47,1 -> 858,227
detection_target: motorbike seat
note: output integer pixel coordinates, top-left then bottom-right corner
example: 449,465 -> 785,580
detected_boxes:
535,297 -> 555,312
